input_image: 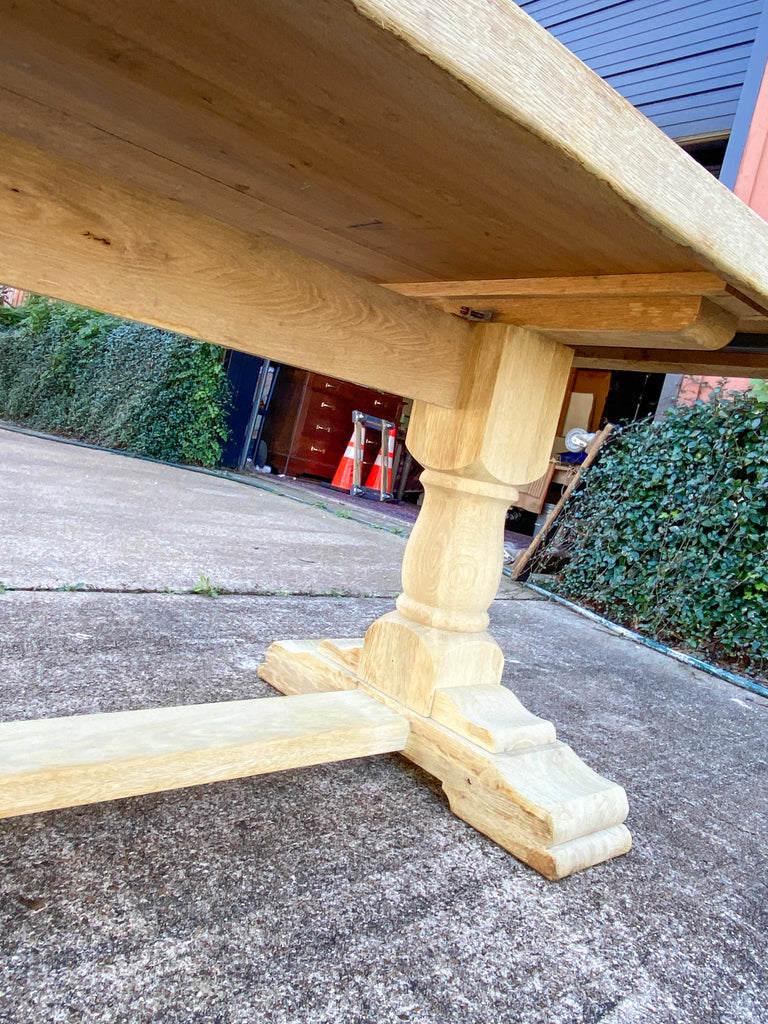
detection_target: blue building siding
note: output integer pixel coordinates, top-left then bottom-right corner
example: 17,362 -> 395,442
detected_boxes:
520,0 -> 765,140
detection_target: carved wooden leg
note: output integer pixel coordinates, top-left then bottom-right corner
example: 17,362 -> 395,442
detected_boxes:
358,470 -> 512,715
359,324 -> 570,701
261,324 -> 631,879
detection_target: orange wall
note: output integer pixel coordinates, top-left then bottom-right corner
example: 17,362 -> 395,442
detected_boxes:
733,62 -> 768,219
677,58 -> 768,405
677,376 -> 752,406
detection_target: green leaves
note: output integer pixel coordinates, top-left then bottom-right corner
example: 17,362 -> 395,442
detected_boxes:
0,296 -> 230,467
192,574 -> 219,598
555,392 -> 768,679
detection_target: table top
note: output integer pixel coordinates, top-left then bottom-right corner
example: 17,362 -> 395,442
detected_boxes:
1,0 -> 768,372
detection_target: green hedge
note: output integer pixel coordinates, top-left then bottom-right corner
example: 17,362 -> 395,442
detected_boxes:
553,388 -> 768,678
0,296 -> 230,466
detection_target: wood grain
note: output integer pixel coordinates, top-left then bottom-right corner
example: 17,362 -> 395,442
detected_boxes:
0,691 -> 409,818
260,639 -> 631,880
359,610 -> 505,713
388,273 -> 729,299
389,273 -> 768,335
393,475 -> 517,634
406,324 -> 574,485
430,684 -> 556,753
353,327 -> 572,639
541,298 -> 737,351
0,131 -> 470,407
417,295 -> 711,332
1,0 -> 768,302
388,279 -> 750,348
355,0 -> 768,304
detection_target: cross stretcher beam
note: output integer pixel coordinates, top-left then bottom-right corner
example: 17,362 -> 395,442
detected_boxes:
0,130 -> 471,409
0,691 -> 410,818
387,273 -> 768,354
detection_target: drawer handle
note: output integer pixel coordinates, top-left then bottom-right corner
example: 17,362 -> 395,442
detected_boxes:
316,425 -> 331,433
324,382 -> 339,390
320,400 -> 335,409
309,445 -> 325,453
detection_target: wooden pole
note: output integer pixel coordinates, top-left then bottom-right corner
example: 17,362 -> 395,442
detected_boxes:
510,424 -> 614,581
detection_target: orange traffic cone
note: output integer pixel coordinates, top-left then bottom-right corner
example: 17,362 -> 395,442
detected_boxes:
331,428 -> 364,490
365,427 -> 396,492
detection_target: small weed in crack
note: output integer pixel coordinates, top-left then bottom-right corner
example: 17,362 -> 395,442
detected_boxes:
192,574 -> 219,598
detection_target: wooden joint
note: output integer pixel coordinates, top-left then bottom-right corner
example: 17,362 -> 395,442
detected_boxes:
387,273 -> 754,350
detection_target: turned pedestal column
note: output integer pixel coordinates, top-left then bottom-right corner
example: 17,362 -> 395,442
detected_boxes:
358,324 -> 573,714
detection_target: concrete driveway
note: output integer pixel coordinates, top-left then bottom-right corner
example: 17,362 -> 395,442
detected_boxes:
1,427 -> 766,1024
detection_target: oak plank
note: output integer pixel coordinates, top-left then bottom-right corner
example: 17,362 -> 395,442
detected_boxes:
540,298 -> 737,350
388,273 -> 768,336
0,0 -> 699,282
387,287 -> 747,349
1,0 -> 768,300
0,131 -> 470,407
0,691 -> 410,818
573,347 -> 768,377
387,273 -> 729,299
356,0 -> 768,304
424,295 -> 711,332
389,273 -> 768,339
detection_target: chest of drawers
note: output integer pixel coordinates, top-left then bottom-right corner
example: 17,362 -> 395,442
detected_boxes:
263,367 -> 403,480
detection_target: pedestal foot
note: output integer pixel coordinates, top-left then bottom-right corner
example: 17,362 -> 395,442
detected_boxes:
256,328 -> 631,879
259,639 -> 631,880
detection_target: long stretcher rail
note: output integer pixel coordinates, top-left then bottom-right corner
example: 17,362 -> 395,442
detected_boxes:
0,691 -> 410,818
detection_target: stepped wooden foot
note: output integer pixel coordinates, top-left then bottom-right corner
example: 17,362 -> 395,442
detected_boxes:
259,639 -> 631,880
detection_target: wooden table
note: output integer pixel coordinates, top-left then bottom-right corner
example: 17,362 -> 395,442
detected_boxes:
2,0 -> 768,879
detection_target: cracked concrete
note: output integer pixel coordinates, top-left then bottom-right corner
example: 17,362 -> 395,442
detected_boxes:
1,428 -> 767,1024
0,429 -> 407,597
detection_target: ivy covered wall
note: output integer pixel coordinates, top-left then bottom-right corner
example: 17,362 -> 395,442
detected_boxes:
553,387 -> 768,679
0,296 -> 230,467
